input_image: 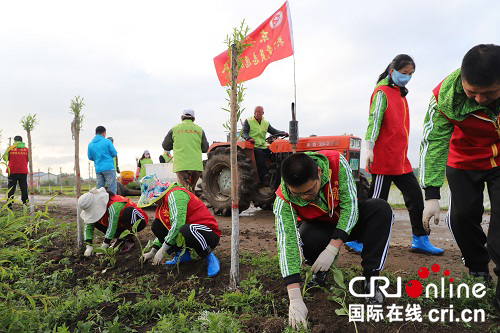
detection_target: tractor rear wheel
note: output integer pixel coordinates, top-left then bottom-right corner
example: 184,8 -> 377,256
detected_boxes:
202,147 -> 254,216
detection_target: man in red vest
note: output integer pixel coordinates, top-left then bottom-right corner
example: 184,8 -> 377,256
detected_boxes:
3,135 -> 29,209
274,151 -> 393,330
420,44 -> 500,309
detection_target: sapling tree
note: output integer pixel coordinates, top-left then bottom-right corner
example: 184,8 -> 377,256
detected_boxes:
70,96 -> 85,248
222,21 -> 251,289
20,114 -> 39,213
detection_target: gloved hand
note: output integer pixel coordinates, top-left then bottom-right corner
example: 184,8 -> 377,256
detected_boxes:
96,242 -> 110,256
283,132 -> 289,137
247,138 -> 255,144
288,287 -> 308,330
84,245 -> 94,257
311,244 -> 339,273
141,248 -> 158,263
366,148 -> 374,172
423,199 -> 440,233
152,243 -> 171,265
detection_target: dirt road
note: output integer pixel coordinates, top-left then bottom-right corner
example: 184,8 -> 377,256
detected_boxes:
18,194 -> 492,277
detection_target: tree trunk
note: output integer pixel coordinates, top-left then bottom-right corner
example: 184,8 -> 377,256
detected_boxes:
27,130 -> 35,213
75,124 -> 83,249
229,44 -> 240,289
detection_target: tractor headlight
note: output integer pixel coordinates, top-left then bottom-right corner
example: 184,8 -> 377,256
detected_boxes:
349,138 -> 361,149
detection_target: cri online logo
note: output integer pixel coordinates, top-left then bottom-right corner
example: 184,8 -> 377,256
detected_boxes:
349,264 -> 487,299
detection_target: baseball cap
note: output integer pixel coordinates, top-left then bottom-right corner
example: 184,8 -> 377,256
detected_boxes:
182,109 -> 195,117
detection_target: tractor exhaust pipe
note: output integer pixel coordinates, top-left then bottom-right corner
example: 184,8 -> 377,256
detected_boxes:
289,102 -> 298,153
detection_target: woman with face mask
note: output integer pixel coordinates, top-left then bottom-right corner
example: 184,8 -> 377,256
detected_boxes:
346,54 -> 444,256
135,150 -> 153,181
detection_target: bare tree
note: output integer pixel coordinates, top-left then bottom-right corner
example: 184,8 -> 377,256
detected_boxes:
70,96 -> 85,249
20,114 -> 39,213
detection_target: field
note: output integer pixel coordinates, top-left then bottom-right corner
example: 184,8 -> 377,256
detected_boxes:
1,198 -> 500,332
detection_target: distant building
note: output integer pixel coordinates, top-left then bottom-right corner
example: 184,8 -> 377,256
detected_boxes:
32,172 -> 60,185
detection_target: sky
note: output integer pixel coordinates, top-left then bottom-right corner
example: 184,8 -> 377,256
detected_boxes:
1,0 -> 499,178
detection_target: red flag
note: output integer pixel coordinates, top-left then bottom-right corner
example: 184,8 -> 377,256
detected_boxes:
214,1 -> 294,86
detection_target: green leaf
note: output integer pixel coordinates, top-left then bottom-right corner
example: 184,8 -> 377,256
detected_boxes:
335,308 -> 347,316
119,230 -> 131,239
333,268 -> 346,289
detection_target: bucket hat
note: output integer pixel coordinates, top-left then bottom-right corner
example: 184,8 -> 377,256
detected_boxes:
78,187 -> 109,224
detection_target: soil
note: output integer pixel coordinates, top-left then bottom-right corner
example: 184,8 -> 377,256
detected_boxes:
12,195 -> 500,332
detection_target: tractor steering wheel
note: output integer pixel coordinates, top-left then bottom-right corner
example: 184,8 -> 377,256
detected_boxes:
266,132 -> 289,143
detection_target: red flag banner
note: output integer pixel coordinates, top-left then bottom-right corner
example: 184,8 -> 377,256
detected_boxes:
214,1 -> 294,86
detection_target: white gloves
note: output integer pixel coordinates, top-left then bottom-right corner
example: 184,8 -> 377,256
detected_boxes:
423,199 -> 441,233
84,245 -> 94,257
288,288 -> 308,330
152,243 -> 171,265
311,244 -> 339,274
141,248 -> 158,262
366,148 -> 374,172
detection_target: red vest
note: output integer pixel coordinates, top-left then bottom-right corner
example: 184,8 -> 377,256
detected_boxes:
99,195 -> 148,228
370,85 -> 413,175
6,146 -> 29,174
276,150 -> 341,224
433,82 -> 500,170
155,187 -> 221,237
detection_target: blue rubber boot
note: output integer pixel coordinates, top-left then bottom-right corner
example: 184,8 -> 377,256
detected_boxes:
164,250 -> 192,265
345,241 -> 363,254
206,252 -> 220,277
411,235 -> 444,255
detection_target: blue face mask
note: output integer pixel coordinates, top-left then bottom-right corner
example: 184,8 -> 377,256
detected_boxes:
390,70 -> 412,87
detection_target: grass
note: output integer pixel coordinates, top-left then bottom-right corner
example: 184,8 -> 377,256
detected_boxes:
1,203 -> 499,333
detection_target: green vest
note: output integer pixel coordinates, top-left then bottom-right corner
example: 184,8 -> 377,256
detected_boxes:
172,119 -> 203,172
247,117 -> 270,149
139,158 -> 153,178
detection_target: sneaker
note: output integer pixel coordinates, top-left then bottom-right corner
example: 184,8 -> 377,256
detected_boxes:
364,279 -> 385,305
206,252 -> 220,277
165,250 -> 193,265
120,240 -> 135,253
345,241 -> 363,254
410,235 -> 444,255
306,270 -> 328,289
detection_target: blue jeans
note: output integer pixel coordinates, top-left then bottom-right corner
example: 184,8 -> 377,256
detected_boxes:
96,170 -> 117,194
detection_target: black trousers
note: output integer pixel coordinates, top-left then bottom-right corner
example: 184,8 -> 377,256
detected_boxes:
446,166 -> 500,275
299,198 -> 393,277
94,206 -> 147,243
369,172 -> 427,236
151,218 -> 219,258
7,173 -> 28,207
254,148 -> 271,181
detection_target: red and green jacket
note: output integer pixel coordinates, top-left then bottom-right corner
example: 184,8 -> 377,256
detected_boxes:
273,150 -> 358,285
419,69 -> 500,199
365,78 -> 413,175
3,141 -> 29,174
84,195 -> 148,243
154,184 -> 220,248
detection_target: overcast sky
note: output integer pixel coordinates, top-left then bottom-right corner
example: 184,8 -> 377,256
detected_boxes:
1,0 -> 498,177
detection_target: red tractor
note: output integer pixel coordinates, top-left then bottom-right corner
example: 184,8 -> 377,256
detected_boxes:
201,133 -> 365,216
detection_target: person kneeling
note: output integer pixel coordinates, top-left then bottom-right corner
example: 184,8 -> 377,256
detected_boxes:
78,187 -> 148,256
274,152 -> 394,330
138,175 -> 221,277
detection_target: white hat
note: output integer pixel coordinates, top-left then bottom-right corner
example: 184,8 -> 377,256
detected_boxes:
182,108 -> 195,117
78,187 -> 109,224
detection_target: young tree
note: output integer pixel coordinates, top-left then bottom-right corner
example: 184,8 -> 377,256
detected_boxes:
223,21 -> 251,289
20,114 -> 39,213
70,96 -> 85,248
